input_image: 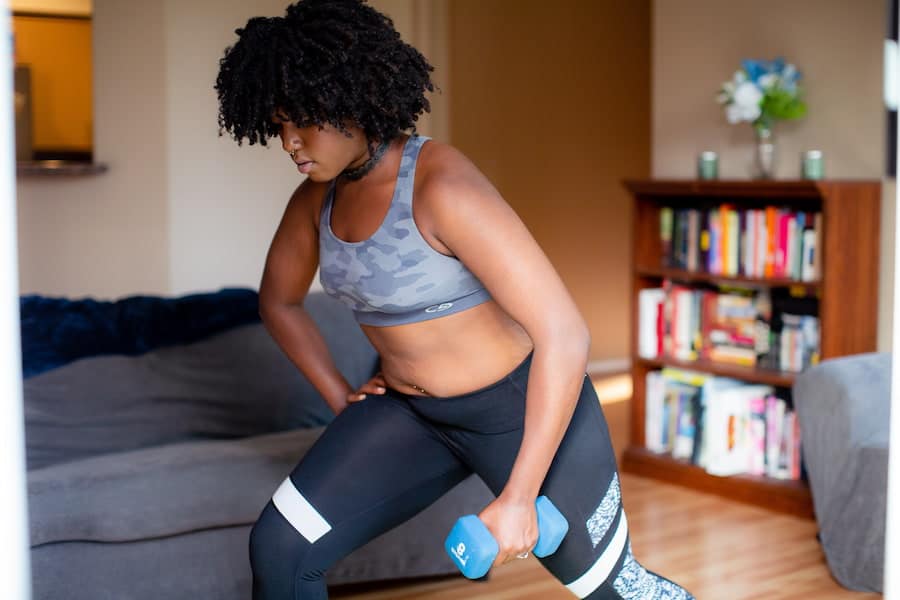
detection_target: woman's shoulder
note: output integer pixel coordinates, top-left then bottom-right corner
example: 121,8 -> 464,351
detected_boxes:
286,177 -> 334,231
416,137 -> 491,197
417,138 -> 473,174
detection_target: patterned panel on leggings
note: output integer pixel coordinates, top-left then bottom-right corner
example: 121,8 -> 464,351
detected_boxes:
613,542 -> 692,599
586,473 -> 621,548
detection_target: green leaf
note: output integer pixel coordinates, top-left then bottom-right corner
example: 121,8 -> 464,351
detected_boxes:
761,88 -> 807,121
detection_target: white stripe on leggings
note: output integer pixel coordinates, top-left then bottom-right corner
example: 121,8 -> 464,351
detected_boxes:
566,511 -> 629,598
271,477 -> 332,543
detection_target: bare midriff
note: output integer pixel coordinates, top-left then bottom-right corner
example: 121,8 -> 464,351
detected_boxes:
361,300 -> 534,397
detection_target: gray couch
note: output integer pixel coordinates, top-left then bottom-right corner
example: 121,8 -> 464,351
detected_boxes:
25,291 -> 494,600
793,352 -> 890,593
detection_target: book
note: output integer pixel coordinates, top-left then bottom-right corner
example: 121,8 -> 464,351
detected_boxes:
660,207 -> 674,267
645,370 -> 666,453
638,288 -> 666,359
705,384 -> 775,476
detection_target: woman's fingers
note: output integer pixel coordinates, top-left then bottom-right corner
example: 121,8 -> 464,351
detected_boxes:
346,378 -> 388,402
361,381 -> 387,394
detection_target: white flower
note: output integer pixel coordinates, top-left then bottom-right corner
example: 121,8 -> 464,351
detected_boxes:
734,81 -> 763,106
725,104 -> 743,124
725,81 -> 763,123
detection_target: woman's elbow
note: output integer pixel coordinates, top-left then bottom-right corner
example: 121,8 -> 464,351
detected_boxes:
573,326 -> 591,356
541,320 -> 590,355
258,294 -> 296,324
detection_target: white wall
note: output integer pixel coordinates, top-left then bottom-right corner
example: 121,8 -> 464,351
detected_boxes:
2,6 -> 34,599
16,0 -> 169,298
163,0 -> 311,296
15,0 -> 442,300
164,0 -> 442,296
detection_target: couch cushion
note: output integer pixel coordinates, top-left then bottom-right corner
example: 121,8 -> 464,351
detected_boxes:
21,287 -> 261,379
29,426 -> 495,552
24,292 -> 379,470
29,428 -> 322,546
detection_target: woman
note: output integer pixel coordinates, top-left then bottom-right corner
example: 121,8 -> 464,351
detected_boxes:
215,1 -> 693,598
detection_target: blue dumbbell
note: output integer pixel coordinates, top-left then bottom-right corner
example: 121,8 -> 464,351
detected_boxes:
444,495 -> 569,579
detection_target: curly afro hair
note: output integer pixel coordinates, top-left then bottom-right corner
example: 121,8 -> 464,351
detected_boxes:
215,0 -> 435,147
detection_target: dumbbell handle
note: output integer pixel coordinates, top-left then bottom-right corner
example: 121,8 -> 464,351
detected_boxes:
445,495 -> 569,579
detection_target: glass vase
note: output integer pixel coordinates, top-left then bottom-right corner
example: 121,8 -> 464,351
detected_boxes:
754,126 -> 776,179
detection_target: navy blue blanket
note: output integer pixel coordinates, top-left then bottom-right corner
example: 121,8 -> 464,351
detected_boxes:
20,287 -> 261,378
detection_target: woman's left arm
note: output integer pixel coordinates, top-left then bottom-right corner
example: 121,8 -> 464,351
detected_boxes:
420,145 -> 591,565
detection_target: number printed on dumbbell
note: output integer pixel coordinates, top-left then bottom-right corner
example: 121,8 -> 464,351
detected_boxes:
451,542 -> 468,567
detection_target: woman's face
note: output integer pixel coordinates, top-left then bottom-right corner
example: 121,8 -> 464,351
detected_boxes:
273,113 -> 369,182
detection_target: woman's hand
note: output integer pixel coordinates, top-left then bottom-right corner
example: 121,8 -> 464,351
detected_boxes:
347,371 -> 387,403
477,494 -> 539,567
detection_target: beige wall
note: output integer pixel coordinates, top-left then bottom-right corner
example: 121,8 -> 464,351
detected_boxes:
653,0 -> 885,180
15,0 -> 431,299
448,0 -> 651,364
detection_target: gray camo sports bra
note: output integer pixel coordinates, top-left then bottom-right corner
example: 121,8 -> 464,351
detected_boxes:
318,134 -> 492,326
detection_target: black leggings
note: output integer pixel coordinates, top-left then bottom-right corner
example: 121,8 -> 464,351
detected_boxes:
249,351 -> 694,599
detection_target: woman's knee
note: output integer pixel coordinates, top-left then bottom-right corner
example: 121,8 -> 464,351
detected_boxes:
250,501 -> 306,570
250,500 -> 325,597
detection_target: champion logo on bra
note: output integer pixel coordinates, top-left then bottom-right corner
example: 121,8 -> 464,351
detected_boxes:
424,302 -> 454,313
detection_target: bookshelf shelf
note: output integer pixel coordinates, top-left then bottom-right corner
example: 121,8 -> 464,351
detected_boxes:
622,446 -> 813,518
624,179 -> 881,518
634,356 -> 796,388
635,266 -> 821,292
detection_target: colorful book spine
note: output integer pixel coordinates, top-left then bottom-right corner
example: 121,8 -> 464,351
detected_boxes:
657,204 -> 821,282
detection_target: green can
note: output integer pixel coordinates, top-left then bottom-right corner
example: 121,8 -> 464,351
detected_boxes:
697,151 -> 718,180
802,150 -> 824,180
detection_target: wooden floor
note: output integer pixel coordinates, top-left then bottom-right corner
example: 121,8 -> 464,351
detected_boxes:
332,473 -> 879,599
331,381 -> 882,600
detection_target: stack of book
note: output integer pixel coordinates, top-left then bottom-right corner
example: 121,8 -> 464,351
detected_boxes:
638,283 -> 819,373
660,205 -> 822,281
645,368 -> 802,480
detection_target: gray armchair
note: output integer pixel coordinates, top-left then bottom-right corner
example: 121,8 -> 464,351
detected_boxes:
792,352 -> 890,593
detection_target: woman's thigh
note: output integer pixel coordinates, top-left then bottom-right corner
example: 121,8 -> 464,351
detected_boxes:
452,374 -> 622,562
250,392 -> 470,596
408,364 -> 657,598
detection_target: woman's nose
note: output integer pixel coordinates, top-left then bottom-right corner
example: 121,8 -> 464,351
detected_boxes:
282,135 -> 300,155
281,126 -> 302,154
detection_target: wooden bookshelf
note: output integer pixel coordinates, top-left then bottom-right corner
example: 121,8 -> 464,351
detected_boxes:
634,356 -> 796,388
635,266 -> 821,294
622,179 -> 881,518
623,447 -> 814,518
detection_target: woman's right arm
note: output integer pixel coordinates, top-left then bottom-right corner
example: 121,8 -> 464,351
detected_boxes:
258,180 -> 353,415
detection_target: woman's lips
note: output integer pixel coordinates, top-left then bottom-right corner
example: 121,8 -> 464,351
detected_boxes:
297,161 -> 314,174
